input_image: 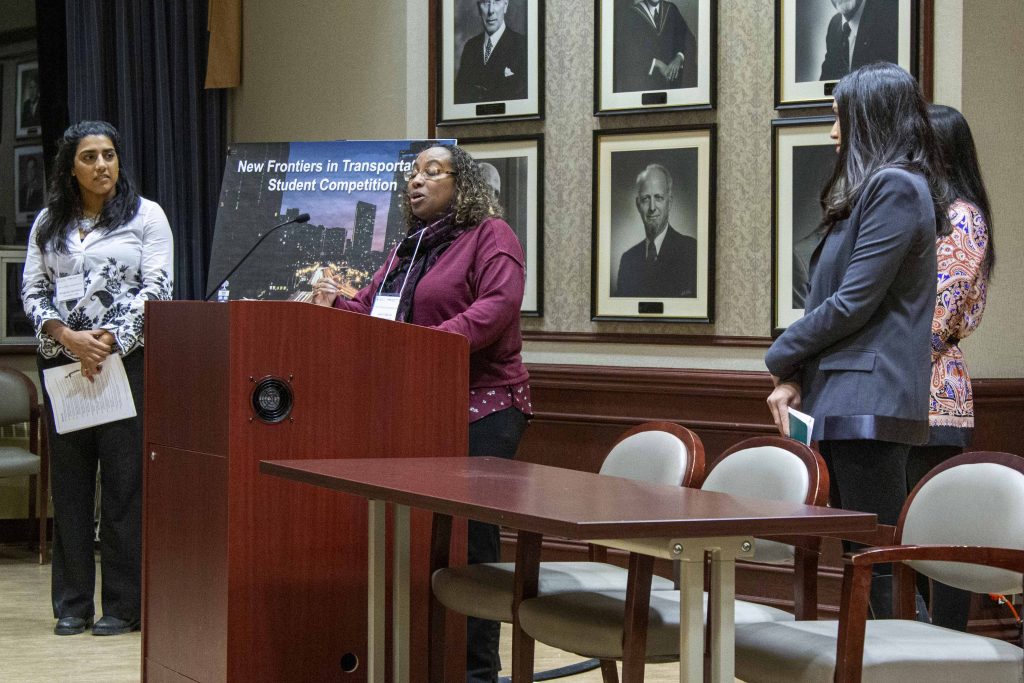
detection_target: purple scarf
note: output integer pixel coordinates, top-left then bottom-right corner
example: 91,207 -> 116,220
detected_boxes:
380,213 -> 469,322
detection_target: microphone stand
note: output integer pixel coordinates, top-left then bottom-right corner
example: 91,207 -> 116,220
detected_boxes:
204,213 -> 310,301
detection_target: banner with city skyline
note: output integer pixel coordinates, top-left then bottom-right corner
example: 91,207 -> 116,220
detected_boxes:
207,139 -> 452,302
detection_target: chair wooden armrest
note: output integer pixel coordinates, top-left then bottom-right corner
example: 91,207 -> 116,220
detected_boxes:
834,545 -> 1024,682
848,544 -> 1024,570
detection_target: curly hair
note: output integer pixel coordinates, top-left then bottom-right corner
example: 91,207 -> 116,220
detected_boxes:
35,120 -> 140,254
400,144 -> 503,229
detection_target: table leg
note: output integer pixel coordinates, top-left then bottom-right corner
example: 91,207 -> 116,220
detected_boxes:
706,547 -> 736,683
393,504 -> 410,683
368,499 -> 386,683
511,530 -> 542,683
677,550 -> 705,683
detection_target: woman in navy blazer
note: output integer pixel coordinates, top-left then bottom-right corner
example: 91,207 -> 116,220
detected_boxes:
765,62 -> 951,618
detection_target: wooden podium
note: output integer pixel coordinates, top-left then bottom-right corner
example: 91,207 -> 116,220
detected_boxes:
142,301 -> 468,682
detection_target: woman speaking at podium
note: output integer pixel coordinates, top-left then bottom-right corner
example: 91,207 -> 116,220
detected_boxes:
21,120 -> 174,636
313,143 -> 531,681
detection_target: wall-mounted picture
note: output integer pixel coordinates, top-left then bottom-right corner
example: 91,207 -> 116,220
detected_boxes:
775,0 -> 918,108
15,145 -> 45,227
596,0 -> 715,114
460,134 -> 544,316
438,0 -> 544,125
16,61 -> 41,137
592,125 -> 715,322
772,116 -> 836,332
1,251 -> 35,344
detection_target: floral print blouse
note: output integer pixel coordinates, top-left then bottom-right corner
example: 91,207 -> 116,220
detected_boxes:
927,199 -> 989,445
21,197 -> 174,359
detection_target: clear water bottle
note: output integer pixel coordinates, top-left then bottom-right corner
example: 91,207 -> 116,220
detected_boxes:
216,281 -> 230,302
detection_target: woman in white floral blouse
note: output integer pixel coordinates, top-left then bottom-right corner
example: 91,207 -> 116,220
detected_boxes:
21,121 -> 173,637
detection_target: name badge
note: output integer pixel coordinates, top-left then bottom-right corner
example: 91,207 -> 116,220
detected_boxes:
370,294 -> 401,321
55,274 -> 86,303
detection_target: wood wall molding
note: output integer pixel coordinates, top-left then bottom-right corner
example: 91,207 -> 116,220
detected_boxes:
523,331 -> 773,347
521,363 -> 1024,468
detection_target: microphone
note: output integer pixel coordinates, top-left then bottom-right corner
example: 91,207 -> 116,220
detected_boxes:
205,213 -> 311,301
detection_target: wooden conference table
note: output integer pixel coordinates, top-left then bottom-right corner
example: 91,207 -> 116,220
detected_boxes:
260,456 -> 875,683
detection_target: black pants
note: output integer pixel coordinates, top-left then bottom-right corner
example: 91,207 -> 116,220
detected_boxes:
819,439 -> 911,618
466,407 -> 529,683
39,351 -> 145,622
907,444 -> 972,631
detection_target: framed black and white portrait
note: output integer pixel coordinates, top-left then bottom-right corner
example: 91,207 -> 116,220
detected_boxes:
15,146 -> 45,227
438,0 -> 544,125
1,251 -> 35,344
16,61 -> 41,138
596,0 -> 715,114
775,0 -> 918,108
772,117 -> 835,332
460,134 -> 545,316
592,126 -> 715,322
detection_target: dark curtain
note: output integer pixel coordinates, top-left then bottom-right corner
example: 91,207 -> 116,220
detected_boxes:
35,1 -> 69,184
63,0 -> 227,300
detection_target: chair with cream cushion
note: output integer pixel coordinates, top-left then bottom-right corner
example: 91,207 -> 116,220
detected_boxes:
0,366 -> 48,563
431,422 -> 704,637
515,436 -> 829,681
733,451 -> 1024,683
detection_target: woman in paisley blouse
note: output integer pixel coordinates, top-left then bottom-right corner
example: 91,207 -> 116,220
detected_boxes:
21,121 -> 173,637
906,105 -> 994,630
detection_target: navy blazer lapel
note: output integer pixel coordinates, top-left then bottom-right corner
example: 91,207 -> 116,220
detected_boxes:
807,225 -> 831,278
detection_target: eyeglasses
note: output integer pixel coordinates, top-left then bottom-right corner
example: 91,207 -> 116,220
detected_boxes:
477,0 -> 505,8
403,168 -> 457,183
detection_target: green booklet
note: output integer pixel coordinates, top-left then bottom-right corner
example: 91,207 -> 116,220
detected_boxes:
788,407 -> 814,446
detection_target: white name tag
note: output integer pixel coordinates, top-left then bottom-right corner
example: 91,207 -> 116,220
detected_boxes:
370,294 -> 401,321
55,274 -> 86,303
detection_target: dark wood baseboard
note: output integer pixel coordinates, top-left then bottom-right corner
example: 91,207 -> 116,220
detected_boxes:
0,517 -> 50,545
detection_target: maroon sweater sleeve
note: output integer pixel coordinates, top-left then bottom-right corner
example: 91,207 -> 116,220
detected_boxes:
434,220 -> 525,353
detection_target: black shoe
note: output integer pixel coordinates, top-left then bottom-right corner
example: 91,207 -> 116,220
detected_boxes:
54,616 -> 93,636
92,615 -> 140,636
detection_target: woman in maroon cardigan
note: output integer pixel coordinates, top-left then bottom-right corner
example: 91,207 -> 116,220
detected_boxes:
313,143 -> 530,682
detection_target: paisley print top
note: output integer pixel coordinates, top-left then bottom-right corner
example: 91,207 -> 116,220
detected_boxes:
928,199 -> 989,444
21,197 -> 174,360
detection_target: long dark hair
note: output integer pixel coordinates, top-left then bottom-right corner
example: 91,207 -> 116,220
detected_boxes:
927,104 -> 995,276
822,62 -> 951,237
35,120 -> 140,254
400,144 -> 503,230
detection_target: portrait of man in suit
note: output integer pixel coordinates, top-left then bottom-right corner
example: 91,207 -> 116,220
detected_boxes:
454,0 -> 528,104
614,0 -> 698,93
18,155 -> 45,214
615,163 -> 697,298
819,0 -> 898,81
18,67 -> 41,133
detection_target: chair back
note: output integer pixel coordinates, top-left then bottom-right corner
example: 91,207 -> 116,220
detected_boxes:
599,421 -> 704,488
0,367 -> 34,426
900,451 -> 1024,595
702,437 -> 828,563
